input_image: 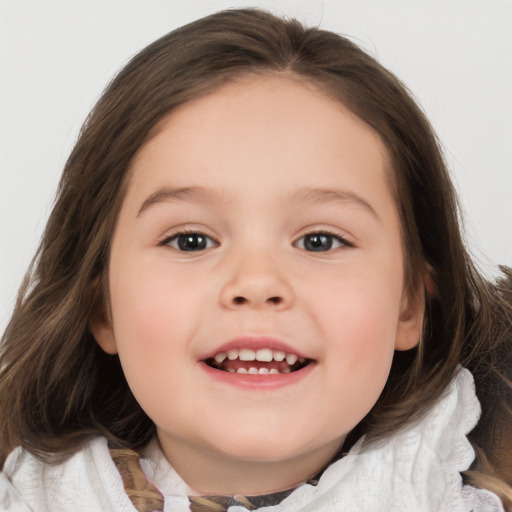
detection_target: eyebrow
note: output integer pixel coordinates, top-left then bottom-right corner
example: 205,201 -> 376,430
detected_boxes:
137,185 -> 379,221
137,186 -> 218,217
289,187 -> 380,221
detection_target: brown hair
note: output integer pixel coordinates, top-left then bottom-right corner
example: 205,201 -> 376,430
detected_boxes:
0,7 -> 511,507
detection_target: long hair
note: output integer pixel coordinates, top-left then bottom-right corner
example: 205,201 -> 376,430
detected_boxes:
0,7 -> 510,506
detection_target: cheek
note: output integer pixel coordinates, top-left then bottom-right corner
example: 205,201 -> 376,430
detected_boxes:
108,261 -> 201,380
322,286 -> 399,372
107,265 -> 203,421
311,257 -> 404,339
322,295 -> 399,430
111,258 -> 201,334
308,263 -> 403,405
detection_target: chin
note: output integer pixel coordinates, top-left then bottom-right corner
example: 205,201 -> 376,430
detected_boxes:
211,434 -> 318,463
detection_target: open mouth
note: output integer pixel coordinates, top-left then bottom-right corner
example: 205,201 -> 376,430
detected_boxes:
204,348 -> 312,374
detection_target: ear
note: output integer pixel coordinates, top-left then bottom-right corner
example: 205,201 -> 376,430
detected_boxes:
90,313 -> 118,355
425,265 -> 437,298
394,287 -> 425,351
88,278 -> 118,355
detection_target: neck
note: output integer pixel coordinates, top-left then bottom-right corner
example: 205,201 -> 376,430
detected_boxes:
156,432 -> 343,496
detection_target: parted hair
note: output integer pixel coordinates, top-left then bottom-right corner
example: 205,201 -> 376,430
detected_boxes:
0,8 -> 511,509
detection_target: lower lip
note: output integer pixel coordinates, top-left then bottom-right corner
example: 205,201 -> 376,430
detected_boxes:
199,361 -> 315,389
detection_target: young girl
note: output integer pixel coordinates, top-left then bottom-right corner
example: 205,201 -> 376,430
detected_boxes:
1,8 -> 511,512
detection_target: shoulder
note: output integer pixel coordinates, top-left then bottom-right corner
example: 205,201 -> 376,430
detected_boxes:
0,437 -> 136,512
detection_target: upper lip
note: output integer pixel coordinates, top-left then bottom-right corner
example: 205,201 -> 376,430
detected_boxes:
198,336 -> 311,361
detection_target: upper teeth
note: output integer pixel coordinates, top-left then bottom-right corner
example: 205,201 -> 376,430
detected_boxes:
214,348 -> 302,364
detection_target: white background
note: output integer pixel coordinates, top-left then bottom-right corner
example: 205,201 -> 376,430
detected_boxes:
1,0 -> 511,334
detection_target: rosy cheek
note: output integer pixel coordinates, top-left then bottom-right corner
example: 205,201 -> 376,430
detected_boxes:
111,264 -> 196,355
314,274 -> 400,355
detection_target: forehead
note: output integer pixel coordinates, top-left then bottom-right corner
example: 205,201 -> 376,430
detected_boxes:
124,75 -> 395,221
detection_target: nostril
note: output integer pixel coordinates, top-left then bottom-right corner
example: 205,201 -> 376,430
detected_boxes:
232,296 -> 282,305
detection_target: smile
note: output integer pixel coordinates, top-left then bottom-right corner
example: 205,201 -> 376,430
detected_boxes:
204,348 -> 312,374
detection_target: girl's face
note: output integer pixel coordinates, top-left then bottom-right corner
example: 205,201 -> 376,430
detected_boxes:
92,76 -> 423,494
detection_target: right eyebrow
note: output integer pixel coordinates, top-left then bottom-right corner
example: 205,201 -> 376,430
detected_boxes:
137,186 -> 223,218
137,187 -> 201,217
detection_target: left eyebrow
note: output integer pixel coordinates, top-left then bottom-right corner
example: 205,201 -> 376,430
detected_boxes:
289,187 -> 380,222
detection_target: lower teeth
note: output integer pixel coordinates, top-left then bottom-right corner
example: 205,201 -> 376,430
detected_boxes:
231,367 -> 287,374
206,357 -> 310,374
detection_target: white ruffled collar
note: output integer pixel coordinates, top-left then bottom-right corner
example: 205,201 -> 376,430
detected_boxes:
142,367 -> 481,512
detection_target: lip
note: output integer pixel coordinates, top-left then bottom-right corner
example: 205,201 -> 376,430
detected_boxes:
198,335 -> 310,361
199,359 -> 316,389
198,335 -> 315,390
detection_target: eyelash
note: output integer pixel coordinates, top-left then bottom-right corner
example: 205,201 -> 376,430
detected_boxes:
159,229 -> 353,252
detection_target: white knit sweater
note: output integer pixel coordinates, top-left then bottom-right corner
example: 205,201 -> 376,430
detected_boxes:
0,368 -> 505,512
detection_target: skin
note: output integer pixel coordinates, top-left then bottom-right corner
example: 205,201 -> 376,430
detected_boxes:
92,75 -> 423,495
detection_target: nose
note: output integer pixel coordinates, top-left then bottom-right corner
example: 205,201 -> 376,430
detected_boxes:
219,250 -> 295,310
